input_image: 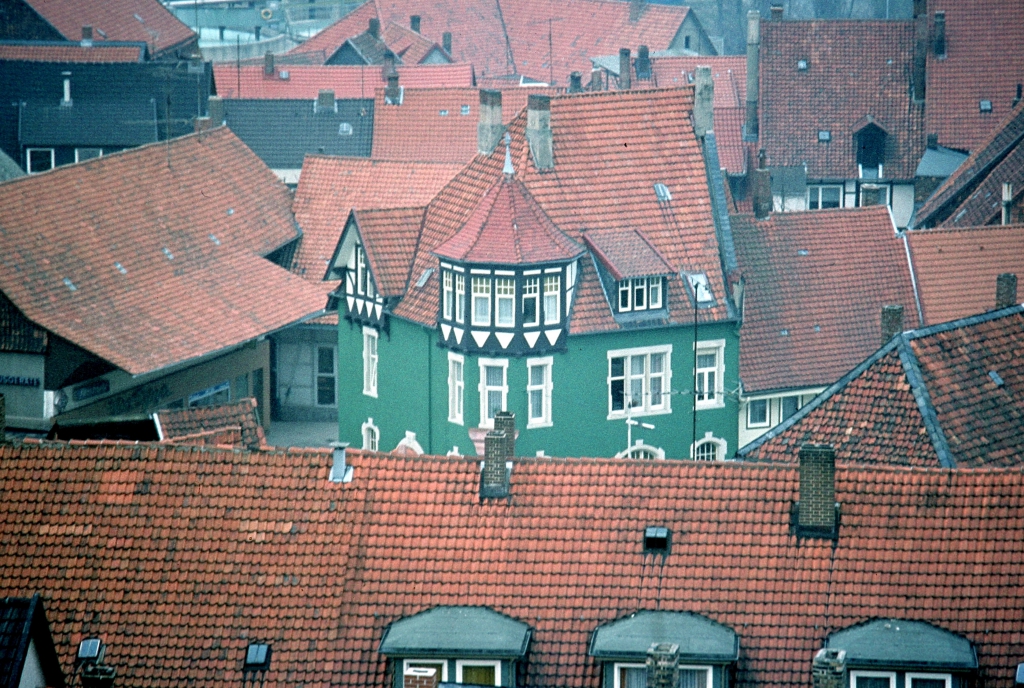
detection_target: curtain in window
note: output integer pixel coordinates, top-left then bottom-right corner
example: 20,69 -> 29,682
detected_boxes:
679,669 -> 708,688
621,667 -> 646,688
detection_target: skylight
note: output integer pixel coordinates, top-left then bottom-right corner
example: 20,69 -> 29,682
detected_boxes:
63,277 -> 77,292
644,526 -> 671,554
818,130 -> 831,142
797,59 -> 808,71
415,267 -> 435,288
990,370 -> 1005,387
114,262 -> 127,274
980,100 -> 993,113
685,273 -> 714,305
208,234 -> 221,246
461,104 -> 471,115
243,643 -> 272,672
654,183 -> 672,202
162,247 -> 174,260
439,109 -> 449,117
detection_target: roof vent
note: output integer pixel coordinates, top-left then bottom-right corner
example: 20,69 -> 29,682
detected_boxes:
162,247 -> 174,260
818,130 -> 831,142
209,234 -> 220,246
979,100 -> 993,113
461,104 -> 471,115
439,109 -> 449,116
63,278 -> 77,292
797,59 -> 808,70
114,262 -> 127,274
643,526 -> 671,554
989,370 -> 1005,387
279,70 -> 290,80
339,122 -> 353,135
653,183 -> 672,202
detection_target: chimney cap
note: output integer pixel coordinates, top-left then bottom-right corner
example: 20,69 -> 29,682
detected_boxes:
770,4 -> 784,20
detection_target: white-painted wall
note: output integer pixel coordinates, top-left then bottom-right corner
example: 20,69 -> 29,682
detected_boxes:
891,183 -> 915,228
737,388 -> 825,448
19,639 -> 46,688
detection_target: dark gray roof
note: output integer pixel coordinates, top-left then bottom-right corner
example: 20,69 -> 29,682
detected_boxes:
0,595 -> 65,688
588,610 -> 739,663
21,102 -> 159,146
378,606 -> 531,658
915,145 -> 969,178
222,98 -> 373,168
825,618 -> 977,670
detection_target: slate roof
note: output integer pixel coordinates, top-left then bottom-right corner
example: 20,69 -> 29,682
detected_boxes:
906,224 -> 1024,325
759,19 -> 925,181
0,595 -> 64,688
0,41 -> 145,62
371,87 -> 557,163
373,0 -> 694,85
20,101 -> 159,147
738,305 -> 1024,468
732,207 -> 920,395
292,156 -> 464,279
924,0 -> 1024,153
582,228 -> 673,280
286,1 -> 381,63
915,101 -> 1024,228
0,127 -> 328,376
220,98 -> 374,169
155,398 -> 266,451
212,63 -> 475,99
1,441 -> 1024,688
433,177 -> 583,265
388,88 -> 730,333
20,0 -> 196,58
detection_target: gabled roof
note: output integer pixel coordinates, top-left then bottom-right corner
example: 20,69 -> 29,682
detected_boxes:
0,594 -> 64,688
737,306 -> 1024,468
386,88 -> 730,333
344,30 -> 395,64
155,397 -> 266,451
382,22 -> 447,64
924,0 -> 1024,152
433,177 -> 583,265
732,206 -> 920,394
350,207 -> 428,295
759,20 -> 925,180
2,441 -> 1024,687
0,40 -> 145,62
371,87 -> 556,162
20,0 -> 196,58
292,156 -> 464,279
0,127 -> 328,376
583,228 -> 673,280
212,63 -> 476,99
286,1 -> 381,63
916,101 -> 1024,228
906,224 -> 1024,325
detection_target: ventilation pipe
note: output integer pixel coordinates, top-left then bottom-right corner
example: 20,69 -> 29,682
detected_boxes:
410,15 -> 421,32
264,51 -> 275,76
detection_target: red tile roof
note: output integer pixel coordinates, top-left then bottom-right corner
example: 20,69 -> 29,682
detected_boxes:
916,101 -> 1024,228
924,0 -> 1024,152
433,177 -> 583,264
212,63 -> 475,99
285,1 -> 381,62
0,127 -> 328,376
371,86 -> 556,163
0,42 -> 144,62
155,398 -> 266,451
906,224 -> 1024,325
354,207 -> 428,296
292,156 -> 464,279
389,88 -> 731,333
732,207 -> 920,394
0,292 -> 47,354
381,22 -> 445,64
21,0 -> 195,58
2,441 -> 1024,688
759,20 -> 925,180
739,306 -> 1024,468
583,228 -> 673,280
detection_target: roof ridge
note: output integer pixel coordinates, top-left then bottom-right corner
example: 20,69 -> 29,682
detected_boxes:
894,335 -> 956,468
905,304 -> 1024,341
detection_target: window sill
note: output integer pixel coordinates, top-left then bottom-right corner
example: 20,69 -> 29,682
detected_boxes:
695,399 -> 724,411
526,419 -> 552,429
606,407 -> 672,421
362,390 -> 378,399
448,417 -> 464,426
746,421 -> 770,429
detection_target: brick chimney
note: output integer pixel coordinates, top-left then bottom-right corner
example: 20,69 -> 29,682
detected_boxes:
385,73 -> 402,104
996,273 -> 1018,309
797,444 -> 837,538
693,65 -> 713,139
881,304 -> 904,345
442,31 -> 452,55
494,410 -> 516,457
1002,183 -> 1014,225
912,0 -> 927,102
745,11 -> 760,138
480,431 -> 511,499
526,94 -> 554,170
769,4 -> 783,20
404,667 -> 439,688
629,0 -> 646,22
618,48 -> 632,90
410,15 -> 421,32
646,643 -> 680,688
317,89 -> 336,113
368,18 -> 380,39
264,51 -> 275,76
752,150 -> 772,220
813,649 -> 847,688
569,71 -> 583,92
81,25 -> 93,47
208,95 -> 225,125
933,11 -> 946,58
477,89 -> 503,155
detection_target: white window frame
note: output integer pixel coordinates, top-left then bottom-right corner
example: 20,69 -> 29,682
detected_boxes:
905,674 -> 952,688
615,442 -> 666,459
455,273 -> 466,324
694,339 -> 726,410
74,147 -> 103,163
612,663 -> 646,688
442,270 -> 453,320
851,671 -> 897,688
26,147 -> 54,174
690,432 -> 727,462
606,345 -> 672,419
618,279 -> 632,311
478,358 -> 508,428
807,184 -> 843,209
356,244 -> 367,295
402,659 -> 449,683
495,277 -> 515,327
543,274 -> 560,324
472,277 -> 491,326
747,398 -> 769,428
448,352 -> 464,425
858,163 -> 884,179
362,327 -> 378,397
522,277 -> 540,326
315,345 -> 337,407
526,356 -> 553,428
648,277 -> 662,309
859,183 -> 890,207
455,660 -> 500,686
361,418 -> 379,451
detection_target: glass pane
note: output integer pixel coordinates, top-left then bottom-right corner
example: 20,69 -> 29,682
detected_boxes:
610,357 -> 624,377
650,377 -> 662,406
808,189 -> 821,210
318,347 -> 334,374
475,297 -> 490,324
821,186 -> 841,208
619,283 -> 630,310
486,366 -> 504,387
749,399 -> 768,424
650,353 -> 664,373
544,293 -> 559,323
523,295 -> 537,324
621,667 -> 646,688
855,678 -> 892,688
630,379 -> 643,408
782,396 -> 800,419
631,356 -> 645,376
697,353 -> 716,368
487,391 -> 503,418
530,389 -> 543,419
530,365 -> 544,386
633,279 -> 646,308
498,297 -> 513,325
679,669 -> 708,688
462,665 -> 495,686
317,376 -> 335,405
910,679 -> 946,688
611,379 -> 624,411
706,372 -> 715,397
649,279 -> 661,308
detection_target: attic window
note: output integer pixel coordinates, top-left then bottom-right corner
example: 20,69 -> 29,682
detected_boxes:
979,100 -> 993,113
279,70 -> 290,80
415,268 -> 435,288
77,638 -> 103,663
63,277 -> 77,292
989,370 -> 1004,387
685,273 -> 714,306
818,130 -> 831,142
461,105 -> 471,115
439,109 -> 449,116
653,183 -> 672,202
643,526 -> 671,554
114,262 -> 127,274
797,59 -> 808,71
339,122 -> 354,135
244,643 -> 272,672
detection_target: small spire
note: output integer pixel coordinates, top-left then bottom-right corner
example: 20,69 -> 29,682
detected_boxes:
503,131 -> 515,177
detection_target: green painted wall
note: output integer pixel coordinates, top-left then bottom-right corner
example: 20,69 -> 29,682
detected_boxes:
339,316 -> 739,460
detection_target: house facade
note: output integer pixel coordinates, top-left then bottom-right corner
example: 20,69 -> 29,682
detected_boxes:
333,88 -> 740,460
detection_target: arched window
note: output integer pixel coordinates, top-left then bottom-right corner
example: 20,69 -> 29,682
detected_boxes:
616,442 -> 665,460
691,432 -> 727,462
361,418 -> 379,452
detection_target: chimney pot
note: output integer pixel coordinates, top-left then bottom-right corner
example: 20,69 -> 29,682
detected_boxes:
317,89 -> 335,113
996,273 -> 1018,309
368,18 -> 380,38
81,25 -> 93,46
618,48 -> 632,90
263,51 -> 275,76
410,15 -> 421,32
770,4 -> 783,20
477,89 -> 503,155
442,31 -> 452,55
569,71 -> 582,93
797,444 -> 837,537
881,304 -> 904,345
745,11 -> 760,138
693,65 -> 713,139
208,95 -> 225,125
926,132 -> 938,147
812,649 -> 848,688
526,95 -> 554,170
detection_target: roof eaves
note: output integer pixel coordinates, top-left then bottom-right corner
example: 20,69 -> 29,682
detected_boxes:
894,335 -> 955,468
582,235 -> 625,281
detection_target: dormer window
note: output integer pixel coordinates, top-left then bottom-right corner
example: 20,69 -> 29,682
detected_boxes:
618,277 -> 663,312
856,121 -> 886,179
